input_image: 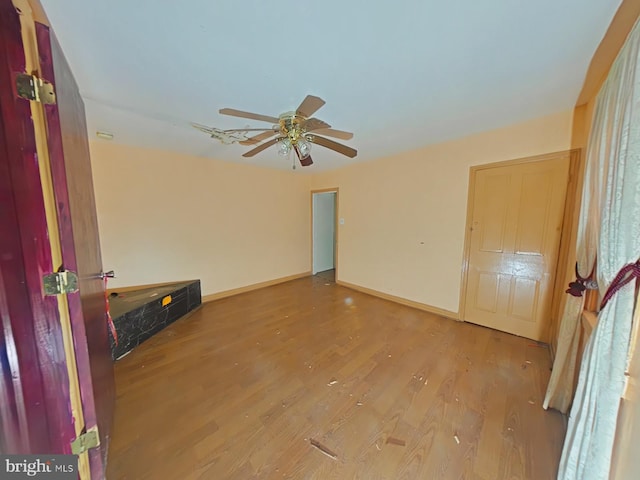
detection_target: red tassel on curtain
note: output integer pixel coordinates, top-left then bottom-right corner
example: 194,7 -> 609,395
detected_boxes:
600,260 -> 640,310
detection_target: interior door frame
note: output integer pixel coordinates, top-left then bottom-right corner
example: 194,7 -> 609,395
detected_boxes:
458,149 -> 580,343
310,188 -> 339,277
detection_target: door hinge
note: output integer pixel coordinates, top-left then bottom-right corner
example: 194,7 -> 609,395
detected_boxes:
15,73 -> 56,104
43,270 -> 79,295
71,427 -> 100,455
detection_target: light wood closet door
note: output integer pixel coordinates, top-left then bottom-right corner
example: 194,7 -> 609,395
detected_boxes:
463,154 -> 570,340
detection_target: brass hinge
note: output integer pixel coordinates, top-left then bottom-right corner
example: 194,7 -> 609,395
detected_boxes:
71,427 -> 100,455
43,270 -> 79,295
15,73 -> 56,104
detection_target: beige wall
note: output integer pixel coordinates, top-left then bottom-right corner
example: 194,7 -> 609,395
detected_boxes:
312,110 -> 574,315
89,141 -> 311,297
91,109 -> 573,309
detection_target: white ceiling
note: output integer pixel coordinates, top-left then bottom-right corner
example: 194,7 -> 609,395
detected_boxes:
39,0 -> 621,172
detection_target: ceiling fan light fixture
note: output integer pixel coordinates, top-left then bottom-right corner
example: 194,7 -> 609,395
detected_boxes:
297,138 -> 311,159
277,138 -> 292,157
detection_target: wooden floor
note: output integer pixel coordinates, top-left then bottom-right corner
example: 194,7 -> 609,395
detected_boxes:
106,271 -> 566,479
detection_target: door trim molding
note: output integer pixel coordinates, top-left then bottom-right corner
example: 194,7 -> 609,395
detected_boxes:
310,188 -> 339,277
458,149 -> 580,343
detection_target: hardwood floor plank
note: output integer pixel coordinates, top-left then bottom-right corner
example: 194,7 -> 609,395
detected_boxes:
106,271 -> 565,479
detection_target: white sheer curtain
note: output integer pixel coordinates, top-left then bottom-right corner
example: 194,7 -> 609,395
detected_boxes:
543,111 -> 601,413
558,18 -> 640,480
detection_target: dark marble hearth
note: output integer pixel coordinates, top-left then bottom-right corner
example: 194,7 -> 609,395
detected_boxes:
107,280 -> 201,360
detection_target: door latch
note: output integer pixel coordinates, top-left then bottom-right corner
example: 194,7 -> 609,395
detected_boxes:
99,270 -> 116,279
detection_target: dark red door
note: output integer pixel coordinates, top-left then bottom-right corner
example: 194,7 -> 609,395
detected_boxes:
0,2 -> 76,456
36,21 -> 116,479
0,1 -> 114,477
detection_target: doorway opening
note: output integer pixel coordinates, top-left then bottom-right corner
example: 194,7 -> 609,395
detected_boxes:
311,189 -> 338,277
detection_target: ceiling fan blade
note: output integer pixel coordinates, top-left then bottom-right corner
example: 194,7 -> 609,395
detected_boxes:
296,95 -> 325,118
223,127 -> 277,133
303,117 -> 331,132
293,145 -> 313,166
242,137 -> 285,157
239,130 -> 279,146
309,128 -> 353,140
219,108 -> 280,124
191,122 -> 216,134
306,134 -> 357,158
299,154 -> 313,167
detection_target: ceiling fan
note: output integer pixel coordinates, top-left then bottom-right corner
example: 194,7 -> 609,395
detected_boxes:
193,95 -> 357,167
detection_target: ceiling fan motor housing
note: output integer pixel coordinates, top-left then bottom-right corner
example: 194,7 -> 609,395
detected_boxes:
279,112 -> 306,143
